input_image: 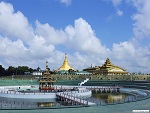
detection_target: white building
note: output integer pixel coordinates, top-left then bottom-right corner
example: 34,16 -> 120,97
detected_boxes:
32,67 -> 43,77
32,71 -> 42,76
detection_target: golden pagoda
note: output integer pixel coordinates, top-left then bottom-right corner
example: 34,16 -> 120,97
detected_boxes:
39,61 -> 56,91
99,58 -> 128,75
83,58 -> 128,75
58,54 -> 75,71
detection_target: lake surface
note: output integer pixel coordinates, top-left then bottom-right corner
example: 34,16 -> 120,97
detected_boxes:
0,89 -> 149,113
0,91 -> 136,109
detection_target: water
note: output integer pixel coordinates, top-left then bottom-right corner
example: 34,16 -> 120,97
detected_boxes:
0,91 -> 150,113
1,97 -> 150,113
0,91 -> 136,109
0,97 -> 56,109
89,92 -> 135,105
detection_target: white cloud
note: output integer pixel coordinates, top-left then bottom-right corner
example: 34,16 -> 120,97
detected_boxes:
35,17 -> 109,55
35,20 -> 67,45
0,35 -> 31,67
108,0 -> 123,17
59,0 -> 72,6
0,2 -> 33,43
65,18 -> 109,55
0,2 -> 57,69
0,36 -> 27,58
131,0 -> 150,39
116,9 -> 123,16
112,41 -> 135,59
29,35 -> 55,59
111,40 -> 150,73
112,0 -> 122,7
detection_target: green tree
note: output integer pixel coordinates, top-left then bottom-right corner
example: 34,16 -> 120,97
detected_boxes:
7,66 -> 16,75
17,66 -> 35,75
0,65 -> 5,76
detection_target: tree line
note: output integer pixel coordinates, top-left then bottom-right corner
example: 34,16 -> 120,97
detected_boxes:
0,65 -> 36,76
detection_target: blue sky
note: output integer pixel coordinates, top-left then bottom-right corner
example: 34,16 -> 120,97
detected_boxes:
0,0 -> 150,73
5,0 -> 134,47
6,0 -> 135,47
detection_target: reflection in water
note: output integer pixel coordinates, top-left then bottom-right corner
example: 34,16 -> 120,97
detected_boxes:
37,102 -> 55,107
91,92 -> 133,104
0,97 -> 56,108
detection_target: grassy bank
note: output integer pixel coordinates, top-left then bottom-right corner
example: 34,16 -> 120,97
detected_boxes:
0,79 -> 38,86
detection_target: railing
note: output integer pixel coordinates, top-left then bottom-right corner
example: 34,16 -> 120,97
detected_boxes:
85,86 -> 122,89
56,91 -> 89,105
0,90 -> 55,95
0,86 -> 122,95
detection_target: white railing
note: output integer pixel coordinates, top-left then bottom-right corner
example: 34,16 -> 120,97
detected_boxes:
0,90 -> 55,95
56,91 -> 89,105
85,86 -> 122,89
0,86 -> 121,95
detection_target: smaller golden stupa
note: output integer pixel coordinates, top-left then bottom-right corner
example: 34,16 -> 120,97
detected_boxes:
58,53 -> 75,71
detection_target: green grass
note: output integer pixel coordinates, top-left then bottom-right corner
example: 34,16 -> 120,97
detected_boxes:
0,79 -> 38,86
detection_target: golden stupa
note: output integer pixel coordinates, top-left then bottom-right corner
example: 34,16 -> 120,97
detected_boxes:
58,54 -> 75,71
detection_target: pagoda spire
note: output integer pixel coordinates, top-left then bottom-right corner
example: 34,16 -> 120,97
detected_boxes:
45,61 -> 50,74
64,53 -> 68,63
46,61 -> 48,70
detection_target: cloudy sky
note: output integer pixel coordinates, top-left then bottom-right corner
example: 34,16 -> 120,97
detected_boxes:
0,0 -> 150,73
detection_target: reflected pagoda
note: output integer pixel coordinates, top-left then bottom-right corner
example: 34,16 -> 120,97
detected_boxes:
39,61 -> 56,91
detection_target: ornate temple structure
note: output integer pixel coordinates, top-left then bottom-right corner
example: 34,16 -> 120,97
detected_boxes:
83,58 -> 128,75
58,54 -> 75,71
39,61 -> 56,91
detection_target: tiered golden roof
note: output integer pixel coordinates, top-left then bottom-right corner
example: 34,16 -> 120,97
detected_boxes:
101,58 -> 126,71
83,58 -> 128,75
101,58 -> 114,68
58,54 -> 75,71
